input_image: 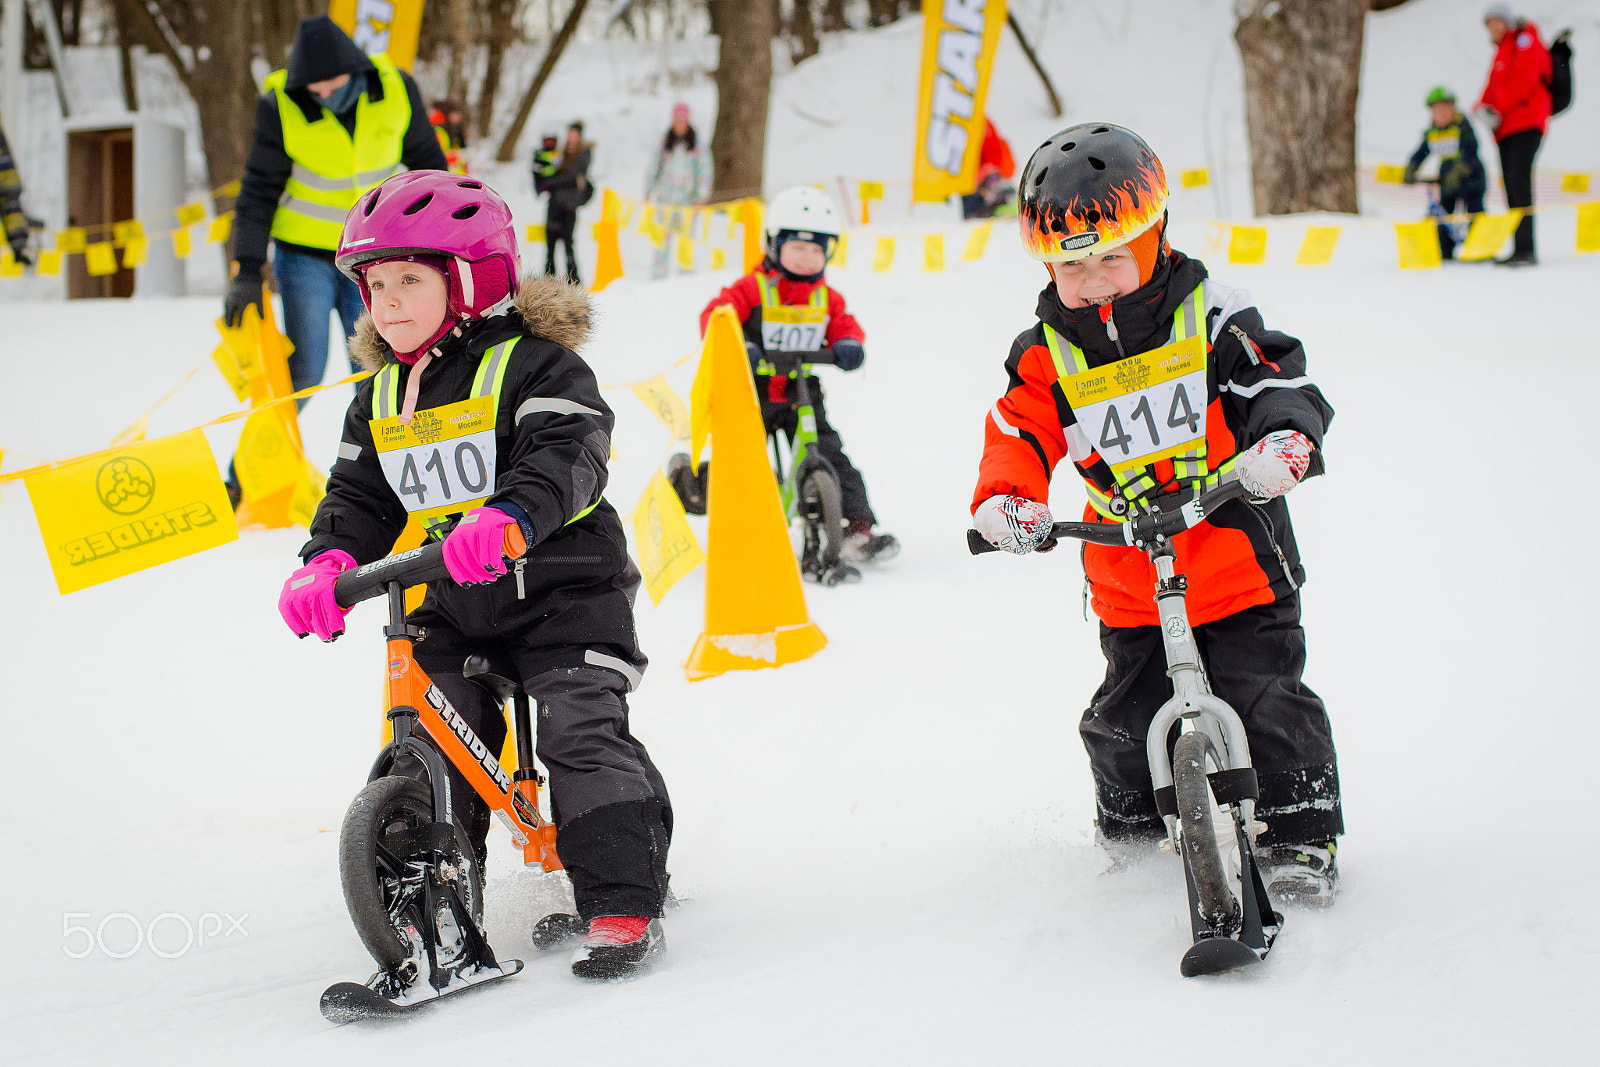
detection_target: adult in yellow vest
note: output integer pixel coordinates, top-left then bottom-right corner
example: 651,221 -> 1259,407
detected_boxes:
225,16 -> 447,409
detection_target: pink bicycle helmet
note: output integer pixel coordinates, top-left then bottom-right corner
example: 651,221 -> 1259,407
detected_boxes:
336,171 -> 521,343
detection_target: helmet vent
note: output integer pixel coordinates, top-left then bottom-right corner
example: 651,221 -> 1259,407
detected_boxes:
458,180 -> 484,189
1086,209 -> 1102,224
1092,126 -> 1111,134
1049,216 -> 1065,234
1060,141 -> 1076,152
361,190 -> 382,217
1033,169 -> 1048,187
403,193 -> 434,216
452,204 -> 480,220
1088,157 -> 1106,171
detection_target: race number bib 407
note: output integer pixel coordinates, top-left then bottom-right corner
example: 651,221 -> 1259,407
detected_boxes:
761,306 -> 830,353
370,396 -> 498,521
1061,334 -> 1207,473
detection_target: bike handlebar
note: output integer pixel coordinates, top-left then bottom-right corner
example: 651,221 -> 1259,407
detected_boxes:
334,525 -> 528,609
764,347 -> 837,369
966,478 -> 1248,556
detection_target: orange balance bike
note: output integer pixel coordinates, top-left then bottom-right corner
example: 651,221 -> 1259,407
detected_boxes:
319,526 -> 577,1022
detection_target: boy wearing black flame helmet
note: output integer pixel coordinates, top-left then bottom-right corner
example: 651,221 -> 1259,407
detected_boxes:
970,123 -> 1344,905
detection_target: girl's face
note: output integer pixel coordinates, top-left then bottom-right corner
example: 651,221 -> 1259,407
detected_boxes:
366,260 -> 448,353
779,239 -> 827,277
1049,247 -> 1143,309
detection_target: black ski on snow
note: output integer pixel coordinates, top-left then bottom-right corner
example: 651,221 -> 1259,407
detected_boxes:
1177,821 -> 1282,978
320,960 -> 523,1022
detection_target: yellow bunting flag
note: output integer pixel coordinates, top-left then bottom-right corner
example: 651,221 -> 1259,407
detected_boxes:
923,232 -> 945,272
590,218 -> 624,293
873,236 -> 896,273
208,213 -> 234,244
214,307 -> 267,391
0,251 -> 20,277
1561,173 -> 1591,195
210,343 -> 250,402
1576,202 -> 1600,254
1374,164 -> 1407,184
112,220 -> 144,246
632,376 -> 692,442
1294,226 -> 1341,266
174,201 -> 207,228
172,229 -> 193,259
526,223 -> 547,243
219,180 -> 242,198
1394,220 -> 1442,269
601,187 -> 623,223
833,232 -> 849,269
36,250 -> 62,276
122,236 -> 148,269
1180,168 -> 1210,188
739,198 -> 764,273
58,227 -> 87,253
24,430 -> 239,595
1228,226 -> 1267,265
1457,210 -> 1522,262
676,234 -> 695,272
234,405 -> 305,501
629,472 -> 706,607
288,463 -> 326,530
700,209 -> 711,243
711,248 -> 726,270
641,209 -> 666,249
963,220 -> 993,261
725,209 -> 738,241
858,180 -> 884,201
85,242 -> 120,276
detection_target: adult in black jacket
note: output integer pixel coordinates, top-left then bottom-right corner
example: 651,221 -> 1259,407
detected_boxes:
535,122 -> 593,284
226,16 -> 447,397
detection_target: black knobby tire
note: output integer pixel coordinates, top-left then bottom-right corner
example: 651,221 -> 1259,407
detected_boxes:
1173,731 -> 1240,930
339,775 -> 484,972
799,467 -> 845,574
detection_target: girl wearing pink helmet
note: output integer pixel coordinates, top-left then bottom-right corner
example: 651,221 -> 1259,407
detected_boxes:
277,171 -> 672,980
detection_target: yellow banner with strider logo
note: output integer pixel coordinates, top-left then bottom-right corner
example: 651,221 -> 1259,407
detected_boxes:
25,431 -> 238,595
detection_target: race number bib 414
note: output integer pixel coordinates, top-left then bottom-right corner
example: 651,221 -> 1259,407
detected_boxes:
370,396 -> 498,521
1061,334 -> 1207,473
761,306 -> 830,353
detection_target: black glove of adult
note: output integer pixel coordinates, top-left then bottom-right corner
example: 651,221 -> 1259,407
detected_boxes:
223,266 -> 264,329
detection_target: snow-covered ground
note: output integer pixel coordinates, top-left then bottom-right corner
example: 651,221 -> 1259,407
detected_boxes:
4,1 -> 1600,1062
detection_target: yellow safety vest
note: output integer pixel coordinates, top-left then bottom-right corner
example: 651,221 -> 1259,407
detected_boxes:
1042,284 -> 1237,521
754,273 -> 829,377
371,339 -> 599,539
266,54 -> 410,250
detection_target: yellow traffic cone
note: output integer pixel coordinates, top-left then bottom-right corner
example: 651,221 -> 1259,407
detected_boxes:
590,217 -> 624,292
684,306 -> 826,681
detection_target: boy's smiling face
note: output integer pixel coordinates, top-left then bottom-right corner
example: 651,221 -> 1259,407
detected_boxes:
1049,246 -> 1143,309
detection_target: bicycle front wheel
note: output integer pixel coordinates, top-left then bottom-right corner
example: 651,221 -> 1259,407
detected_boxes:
799,467 -> 845,575
1173,731 -> 1241,930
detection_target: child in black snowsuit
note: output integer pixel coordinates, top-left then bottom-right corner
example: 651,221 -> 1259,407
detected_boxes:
1404,87 -> 1487,259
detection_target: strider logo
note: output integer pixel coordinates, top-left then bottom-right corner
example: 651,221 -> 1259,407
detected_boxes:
424,684 -> 513,796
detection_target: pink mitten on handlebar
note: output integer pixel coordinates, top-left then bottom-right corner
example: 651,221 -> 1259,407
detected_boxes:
279,549 -> 358,642
442,507 -> 518,585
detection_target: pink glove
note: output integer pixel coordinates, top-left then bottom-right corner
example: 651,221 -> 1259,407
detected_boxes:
973,495 -> 1054,554
1235,430 -> 1313,501
442,507 -> 518,585
279,549 -> 357,642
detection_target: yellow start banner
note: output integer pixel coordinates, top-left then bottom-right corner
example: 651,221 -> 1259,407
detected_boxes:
912,0 -> 1008,203
26,430 -> 239,595
328,0 -> 425,70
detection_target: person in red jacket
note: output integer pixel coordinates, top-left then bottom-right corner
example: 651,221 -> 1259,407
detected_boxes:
690,185 -> 897,577
970,124 -> 1342,906
1476,4 -> 1552,265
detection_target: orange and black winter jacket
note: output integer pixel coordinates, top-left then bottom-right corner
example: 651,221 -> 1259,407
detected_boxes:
972,252 -> 1334,629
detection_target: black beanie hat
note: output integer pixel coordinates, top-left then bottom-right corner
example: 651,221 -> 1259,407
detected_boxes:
285,15 -> 373,90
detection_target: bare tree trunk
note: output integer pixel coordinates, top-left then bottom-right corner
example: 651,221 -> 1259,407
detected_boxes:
788,0 -> 818,64
709,0 -> 773,200
820,0 -> 847,33
477,0 -> 520,142
1006,10 -> 1060,117
494,0 -> 590,163
446,0 -> 474,118
1234,0 -> 1364,215
111,0 -> 139,111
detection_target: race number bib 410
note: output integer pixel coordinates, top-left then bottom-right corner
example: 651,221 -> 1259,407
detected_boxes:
370,396 -> 498,521
761,306 -> 830,353
1061,334 -> 1207,473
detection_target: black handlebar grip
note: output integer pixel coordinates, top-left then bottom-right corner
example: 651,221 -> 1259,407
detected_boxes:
333,541 -> 452,610
967,528 -> 999,555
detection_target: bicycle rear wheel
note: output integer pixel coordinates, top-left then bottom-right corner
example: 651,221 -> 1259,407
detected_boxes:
798,467 -> 845,578
1172,731 -> 1240,930
339,776 -> 484,972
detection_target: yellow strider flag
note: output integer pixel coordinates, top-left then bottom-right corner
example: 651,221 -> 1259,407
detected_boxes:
633,376 -> 692,443
629,472 -> 706,607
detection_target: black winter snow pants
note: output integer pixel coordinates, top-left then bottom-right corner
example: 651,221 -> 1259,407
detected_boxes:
1081,593 -> 1343,847
758,373 -> 877,525
1496,128 -> 1542,258
544,204 -> 580,284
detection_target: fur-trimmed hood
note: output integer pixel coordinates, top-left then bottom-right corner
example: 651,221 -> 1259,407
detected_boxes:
348,275 -> 595,372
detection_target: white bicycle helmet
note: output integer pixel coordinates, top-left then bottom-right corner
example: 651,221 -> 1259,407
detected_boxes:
763,185 -> 843,257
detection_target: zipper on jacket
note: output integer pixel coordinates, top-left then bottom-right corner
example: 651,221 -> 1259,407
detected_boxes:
534,555 -> 605,564
1101,305 -> 1131,361
1246,503 -> 1299,591
514,557 -> 527,600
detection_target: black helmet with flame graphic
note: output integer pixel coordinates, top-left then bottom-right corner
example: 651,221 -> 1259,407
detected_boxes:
1018,123 -> 1169,263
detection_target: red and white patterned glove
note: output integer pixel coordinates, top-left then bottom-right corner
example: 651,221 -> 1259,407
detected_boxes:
1236,430 -> 1313,501
973,495 -> 1054,554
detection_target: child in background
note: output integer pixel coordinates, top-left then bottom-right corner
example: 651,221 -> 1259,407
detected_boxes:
1403,87 -> 1486,260
970,123 -> 1343,905
687,185 -> 897,580
278,171 -> 672,979
532,131 -> 561,183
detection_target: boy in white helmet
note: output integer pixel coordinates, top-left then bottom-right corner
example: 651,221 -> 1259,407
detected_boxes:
687,185 -> 897,578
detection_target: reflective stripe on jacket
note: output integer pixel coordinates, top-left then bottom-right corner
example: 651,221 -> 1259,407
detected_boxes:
266,53 -> 409,250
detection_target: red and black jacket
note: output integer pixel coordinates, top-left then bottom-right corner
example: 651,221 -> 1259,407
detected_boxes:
972,252 -> 1334,628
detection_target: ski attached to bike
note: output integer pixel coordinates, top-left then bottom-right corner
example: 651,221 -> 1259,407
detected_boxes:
321,960 -> 524,1023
